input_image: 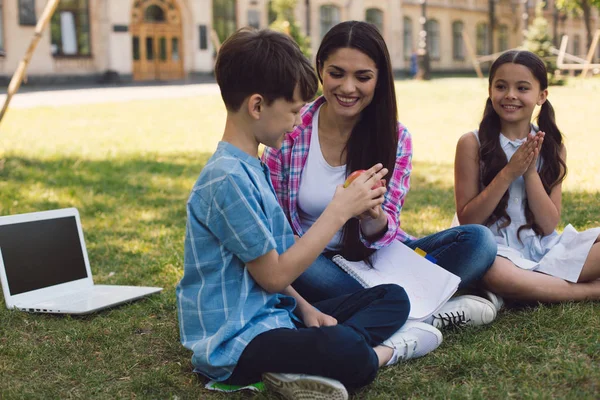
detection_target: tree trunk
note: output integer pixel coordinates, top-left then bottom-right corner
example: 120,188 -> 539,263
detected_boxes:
581,0 -> 592,50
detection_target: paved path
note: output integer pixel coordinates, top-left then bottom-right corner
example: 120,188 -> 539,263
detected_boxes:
0,82 -> 221,109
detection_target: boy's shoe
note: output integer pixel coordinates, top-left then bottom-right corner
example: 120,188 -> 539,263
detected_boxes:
431,295 -> 496,329
262,372 -> 348,400
382,321 -> 443,365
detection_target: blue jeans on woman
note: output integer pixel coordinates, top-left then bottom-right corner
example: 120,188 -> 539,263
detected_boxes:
293,224 -> 497,304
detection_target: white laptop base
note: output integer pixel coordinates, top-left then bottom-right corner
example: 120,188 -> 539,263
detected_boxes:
0,208 -> 162,315
15,285 -> 161,315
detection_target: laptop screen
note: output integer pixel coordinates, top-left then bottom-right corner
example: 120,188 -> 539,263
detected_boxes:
0,216 -> 88,295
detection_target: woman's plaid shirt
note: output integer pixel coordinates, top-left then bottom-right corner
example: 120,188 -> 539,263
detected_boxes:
262,96 -> 416,249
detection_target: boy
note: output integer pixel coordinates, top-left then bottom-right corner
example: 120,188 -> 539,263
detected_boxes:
176,28 -> 442,399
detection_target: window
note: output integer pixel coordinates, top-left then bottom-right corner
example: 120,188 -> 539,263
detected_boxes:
268,0 -> 277,25
247,9 -> 260,29
18,0 -> 36,26
452,21 -> 464,60
0,0 -> 4,55
132,36 -> 140,60
213,0 -> 237,44
403,16 -> 412,59
498,24 -> 508,52
145,5 -> 165,23
573,34 -> 580,56
426,19 -> 440,59
172,37 -> 180,61
320,5 -> 340,39
365,8 -> 383,33
50,0 -> 91,56
476,22 -> 489,55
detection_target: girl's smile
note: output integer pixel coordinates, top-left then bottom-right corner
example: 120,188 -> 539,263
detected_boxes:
489,63 -> 547,134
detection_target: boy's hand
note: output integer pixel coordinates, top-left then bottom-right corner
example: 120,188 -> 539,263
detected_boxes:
331,164 -> 388,221
525,131 -> 545,178
301,308 -> 338,328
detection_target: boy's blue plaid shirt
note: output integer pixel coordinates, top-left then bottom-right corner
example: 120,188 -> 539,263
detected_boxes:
176,142 -> 297,381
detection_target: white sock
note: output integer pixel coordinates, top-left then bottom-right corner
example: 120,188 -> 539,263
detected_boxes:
384,347 -> 400,366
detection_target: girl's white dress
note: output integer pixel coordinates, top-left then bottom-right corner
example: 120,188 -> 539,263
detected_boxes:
472,129 -> 600,282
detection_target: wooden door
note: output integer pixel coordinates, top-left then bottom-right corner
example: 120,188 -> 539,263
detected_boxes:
131,0 -> 184,81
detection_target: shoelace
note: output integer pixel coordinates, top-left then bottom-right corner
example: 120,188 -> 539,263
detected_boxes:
433,311 -> 471,328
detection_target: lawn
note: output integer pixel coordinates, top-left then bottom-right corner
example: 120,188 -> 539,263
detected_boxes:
0,77 -> 599,399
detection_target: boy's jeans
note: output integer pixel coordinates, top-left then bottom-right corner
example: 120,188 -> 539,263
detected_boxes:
226,284 -> 409,389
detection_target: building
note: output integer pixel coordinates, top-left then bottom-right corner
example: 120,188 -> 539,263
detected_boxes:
0,0 -> 597,84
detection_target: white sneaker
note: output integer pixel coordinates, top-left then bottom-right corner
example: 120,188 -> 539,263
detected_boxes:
432,295 -> 497,329
262,372 -> 348,400
382,321 -> 443,365
482,289 -> 505,312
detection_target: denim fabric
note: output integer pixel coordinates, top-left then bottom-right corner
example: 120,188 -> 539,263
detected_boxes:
404,224 -> 497,288
293,225 -> 497,303
226,284 -> 409,389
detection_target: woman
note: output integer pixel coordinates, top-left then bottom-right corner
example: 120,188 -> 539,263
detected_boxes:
262,21 -> 498,328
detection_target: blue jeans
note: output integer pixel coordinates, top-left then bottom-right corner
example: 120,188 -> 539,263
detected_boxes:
226,284 -> 409,389
293,224 -> 497,304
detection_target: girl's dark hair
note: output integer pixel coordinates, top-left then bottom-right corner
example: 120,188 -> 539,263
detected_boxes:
316,21 -> 398,262
478,50 -> 567,238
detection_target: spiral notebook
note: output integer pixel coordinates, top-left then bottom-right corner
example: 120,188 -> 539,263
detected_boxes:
332,240 -> 461,321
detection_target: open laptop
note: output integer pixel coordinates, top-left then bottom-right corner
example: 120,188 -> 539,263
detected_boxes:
0,208 -> 162,314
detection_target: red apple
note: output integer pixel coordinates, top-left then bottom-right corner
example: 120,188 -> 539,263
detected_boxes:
344,170 -> 386,189
343,170 -> 365,188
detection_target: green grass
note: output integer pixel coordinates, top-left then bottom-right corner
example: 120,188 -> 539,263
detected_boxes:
0,77 -> 599,399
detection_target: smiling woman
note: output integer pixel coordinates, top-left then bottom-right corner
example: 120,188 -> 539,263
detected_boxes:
262,20 -> 499,332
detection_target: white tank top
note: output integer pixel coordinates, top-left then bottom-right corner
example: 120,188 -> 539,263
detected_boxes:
297,106 -> 347,250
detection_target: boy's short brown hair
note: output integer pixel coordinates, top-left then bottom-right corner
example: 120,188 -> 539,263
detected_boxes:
215,28 -> 318,111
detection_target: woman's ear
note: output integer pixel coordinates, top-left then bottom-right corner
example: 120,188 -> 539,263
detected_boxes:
247,94 -> 263,119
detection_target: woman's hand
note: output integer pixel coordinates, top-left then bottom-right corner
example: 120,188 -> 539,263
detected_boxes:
357,179 -> 386,221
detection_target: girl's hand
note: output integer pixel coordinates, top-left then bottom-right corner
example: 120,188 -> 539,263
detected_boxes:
504,135 -> 539,180
331,164 -> 388,220
525,131 -> 545,178
300,307 -> 338,328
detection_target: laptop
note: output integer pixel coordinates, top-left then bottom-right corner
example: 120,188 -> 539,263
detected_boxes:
0,208 -> 162,314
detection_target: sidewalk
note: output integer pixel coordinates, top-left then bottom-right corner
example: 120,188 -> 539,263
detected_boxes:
0,81 -> 221,109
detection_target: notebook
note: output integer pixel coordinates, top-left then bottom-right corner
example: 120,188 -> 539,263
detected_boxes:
0,208 -> 162,314
332,240 -> 461,321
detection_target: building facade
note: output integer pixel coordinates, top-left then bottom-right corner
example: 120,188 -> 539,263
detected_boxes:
0,0 -> 597,83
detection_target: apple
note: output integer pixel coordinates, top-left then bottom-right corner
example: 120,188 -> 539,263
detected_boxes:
343,170 -> 386,189
343,170 -> 365,188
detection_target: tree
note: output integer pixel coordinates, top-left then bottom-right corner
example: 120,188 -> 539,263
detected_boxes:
268,0 -> 311,58
523,2 -> 563,84
556,0 -> 600,52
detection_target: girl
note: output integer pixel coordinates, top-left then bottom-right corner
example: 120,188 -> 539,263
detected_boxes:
455,50 -> 600,303
262,21 -> 498,328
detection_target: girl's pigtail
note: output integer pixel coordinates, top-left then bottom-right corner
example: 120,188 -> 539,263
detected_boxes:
537,99 -> 567,190
517,99 -> 567,239
478,98 -> 512,229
